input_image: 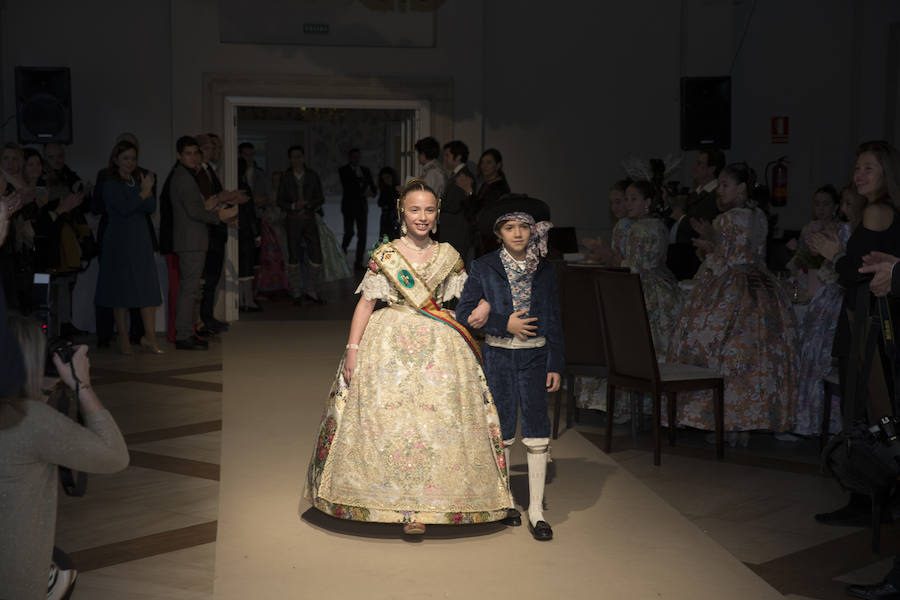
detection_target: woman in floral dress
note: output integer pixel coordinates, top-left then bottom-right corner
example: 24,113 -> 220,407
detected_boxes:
304,179 -> 512,535
793,186 -> 862,435
667,163 -> 799,446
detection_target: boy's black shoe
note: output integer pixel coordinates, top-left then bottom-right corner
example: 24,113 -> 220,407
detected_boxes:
175,335 -> 209,350
528,520 -> 553,541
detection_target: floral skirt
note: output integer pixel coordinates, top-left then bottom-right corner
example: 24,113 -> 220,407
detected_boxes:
666,265 -> 799,431
304,306 -> 513,524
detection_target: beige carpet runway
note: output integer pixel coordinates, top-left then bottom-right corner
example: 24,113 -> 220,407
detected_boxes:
214,320 -> 783,599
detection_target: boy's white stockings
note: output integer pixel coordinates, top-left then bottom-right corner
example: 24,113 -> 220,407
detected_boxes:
523,437 -> 550,527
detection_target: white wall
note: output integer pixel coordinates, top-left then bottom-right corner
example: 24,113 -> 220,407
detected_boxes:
0,0 -> 173,183
169,0 -> 485,153
483,0 -> 683,240
3,0 -> 900,241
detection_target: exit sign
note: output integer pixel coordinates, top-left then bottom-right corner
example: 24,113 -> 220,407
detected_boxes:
303,23 -> 329,34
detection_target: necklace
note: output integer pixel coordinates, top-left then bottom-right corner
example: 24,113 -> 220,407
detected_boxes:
125,176 -> 135,188
399,236 -> 434,251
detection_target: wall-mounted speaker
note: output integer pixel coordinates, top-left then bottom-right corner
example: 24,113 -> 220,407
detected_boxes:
15,67 -> 72,144
680,76 -> 730,150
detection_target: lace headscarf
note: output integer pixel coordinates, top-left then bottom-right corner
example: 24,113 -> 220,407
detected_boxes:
494,211 -> 554,274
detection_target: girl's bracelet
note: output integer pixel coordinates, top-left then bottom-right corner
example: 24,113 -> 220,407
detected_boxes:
346,344 -> 359,350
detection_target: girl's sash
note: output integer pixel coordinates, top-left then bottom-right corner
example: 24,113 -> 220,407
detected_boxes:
371,242 -> 483,364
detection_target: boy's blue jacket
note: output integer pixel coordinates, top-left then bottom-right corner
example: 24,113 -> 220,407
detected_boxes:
456,251 -> 565,374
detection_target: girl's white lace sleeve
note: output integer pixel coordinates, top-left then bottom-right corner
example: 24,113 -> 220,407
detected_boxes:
438,271 -> 468,302
355,271 -> 397,302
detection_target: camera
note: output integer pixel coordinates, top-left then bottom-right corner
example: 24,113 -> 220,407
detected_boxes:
45,337 -> 88,496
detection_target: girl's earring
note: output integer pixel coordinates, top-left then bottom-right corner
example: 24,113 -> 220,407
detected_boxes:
401,222 -> 407,235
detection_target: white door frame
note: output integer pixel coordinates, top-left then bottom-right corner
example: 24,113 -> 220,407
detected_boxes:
220,95 -> 431,321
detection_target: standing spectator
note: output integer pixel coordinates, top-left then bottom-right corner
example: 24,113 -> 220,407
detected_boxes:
376,166 -> 400,240
338,148 -> 376,269
438,140 -> 475,262
195,134 -> 229,335
169,136 -> 236,350
0,143 -> 24,309
414,136 -> 445,198
41,142 -> 94,337
470,148 -> 511,256
92,133 -> 157,348
0,198 -> 25,396
236,150 -> 261,312
277,145 -> 326,305
158,155 -> 181,344
93,140 -> 163,355
254,169 -> 289,297
667,148 -> 726,280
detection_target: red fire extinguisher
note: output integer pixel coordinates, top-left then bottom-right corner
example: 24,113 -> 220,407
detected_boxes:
770,157 -> 788,207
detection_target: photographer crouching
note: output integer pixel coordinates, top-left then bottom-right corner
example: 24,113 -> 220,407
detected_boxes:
0,314 -> 129,600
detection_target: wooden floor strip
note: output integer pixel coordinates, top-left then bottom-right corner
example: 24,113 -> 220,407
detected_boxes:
128,450 -> 220,480
69,521 -> 218,572
747,527 -> 900,600
124,420 -> 222,444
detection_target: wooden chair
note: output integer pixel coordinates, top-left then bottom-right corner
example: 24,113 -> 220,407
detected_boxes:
593,269 -> 725,465
553,263 -> 612,439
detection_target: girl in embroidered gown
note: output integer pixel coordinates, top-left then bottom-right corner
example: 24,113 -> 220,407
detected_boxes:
304,179 -> 512,535
792,186 -> 862,436
576,180 -> 682,419
576,180 -> 638,418
666,163 -> 799,446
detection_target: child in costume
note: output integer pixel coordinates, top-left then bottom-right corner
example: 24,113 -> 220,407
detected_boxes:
456,194 -> 564,541
303,179 -> 513,536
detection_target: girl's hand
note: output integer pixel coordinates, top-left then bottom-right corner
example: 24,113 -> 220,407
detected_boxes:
467,299 -> 490,328
546,372 -> 561,392
807,231 -> 840,261
342,349 -> 358,383
140,171 -> 155,197
691,217 -> 713,240
692,238 -> 714,254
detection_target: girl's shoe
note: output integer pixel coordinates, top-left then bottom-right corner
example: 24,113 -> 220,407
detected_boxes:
402,522 -> 426,535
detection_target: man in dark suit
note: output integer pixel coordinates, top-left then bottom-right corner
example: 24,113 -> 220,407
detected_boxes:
168,136 -> 237,350
438,140 -> 476,264
338,148 -> 376,269
278,145 -> 326,304
666,148 -> 726,280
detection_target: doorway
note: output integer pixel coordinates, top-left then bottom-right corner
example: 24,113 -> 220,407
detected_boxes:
219,95 -> 431,320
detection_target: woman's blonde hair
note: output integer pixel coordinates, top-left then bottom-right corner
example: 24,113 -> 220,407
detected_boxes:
5,315 -> 46,403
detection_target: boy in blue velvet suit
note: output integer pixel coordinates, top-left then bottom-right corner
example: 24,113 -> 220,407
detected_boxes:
456,194 -> 564,541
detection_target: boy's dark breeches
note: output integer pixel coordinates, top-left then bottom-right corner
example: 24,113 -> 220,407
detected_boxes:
483,344 -> 551,441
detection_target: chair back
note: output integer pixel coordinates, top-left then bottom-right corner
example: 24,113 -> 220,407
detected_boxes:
559,263 -> 608,368
593,269 -> 660,388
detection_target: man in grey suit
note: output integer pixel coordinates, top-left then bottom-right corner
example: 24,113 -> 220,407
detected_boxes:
168,136 -> 238,350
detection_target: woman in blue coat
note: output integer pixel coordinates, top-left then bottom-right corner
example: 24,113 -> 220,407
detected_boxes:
457,194 -> 564,541
94,140 -> 162,354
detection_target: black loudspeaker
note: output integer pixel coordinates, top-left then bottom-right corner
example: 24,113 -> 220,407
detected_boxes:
15,67 -> 72,144
680,76 -> 730,150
